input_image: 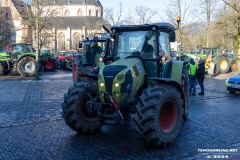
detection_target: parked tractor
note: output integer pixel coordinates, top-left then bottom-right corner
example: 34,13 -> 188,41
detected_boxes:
0,43 -> 37,77
57,50 -> 75,70
40,49 -> 58,71
72,32 -> 112,83
182,46 -> 235,74
62,19 -> 189,147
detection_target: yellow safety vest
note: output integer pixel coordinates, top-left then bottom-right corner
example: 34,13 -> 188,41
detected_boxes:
188,63 -> 197,76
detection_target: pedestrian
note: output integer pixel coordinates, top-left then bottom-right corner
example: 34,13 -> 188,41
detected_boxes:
196,59 -> 205,95
188,58 -> 197,96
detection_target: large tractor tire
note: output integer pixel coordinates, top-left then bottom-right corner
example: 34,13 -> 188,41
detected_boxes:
17,56 -> 37,77
75,65 -> 95,82
215,56 -> 230,74
181,65 -> 189,121
44,59 -> 57,71
0,62 -> 10,76
68,61 -> 74,70
62,81 -> 102,133
133,84 -> 183,147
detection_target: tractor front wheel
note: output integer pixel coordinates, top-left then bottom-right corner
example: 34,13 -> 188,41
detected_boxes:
44,59 -> 57,71
0,62 -> 10,76
17,56 -> 37,77
133,84 -> 183,147
216,56 -> 230,74
62,82 -> 102,133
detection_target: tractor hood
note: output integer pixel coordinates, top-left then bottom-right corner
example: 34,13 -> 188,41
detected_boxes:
98,58 -> 145,104
0,52 -> 11,61
58,55 -> 66,61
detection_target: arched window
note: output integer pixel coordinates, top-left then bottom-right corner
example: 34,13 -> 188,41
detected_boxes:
64,10 -> 70,16
77,9 -> 82,16
96,10 -> 98,17
89,9 -> 91,16
73,32 -> 81,49
58,32 -> 65,50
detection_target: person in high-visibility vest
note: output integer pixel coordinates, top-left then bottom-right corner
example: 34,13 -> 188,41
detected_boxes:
196,59 -> 205,95
188,58 -> 197,96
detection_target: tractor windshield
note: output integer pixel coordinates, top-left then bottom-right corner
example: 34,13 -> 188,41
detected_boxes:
58,51 -> 67,56
13,44 -> 33,53
114,30 -> 156,59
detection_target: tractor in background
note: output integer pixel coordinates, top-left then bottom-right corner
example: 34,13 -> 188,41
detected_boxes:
0,43 -> 37,77
56,50 -> 76,70
62,18 -> 189,147
40,49 -> 58,71
181,46 -> 236,74
72,32 -> 112,83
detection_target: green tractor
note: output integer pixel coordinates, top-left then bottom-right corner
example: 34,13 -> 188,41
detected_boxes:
0,43 -> 37,77
62,21 -> 189,147
40,49 -> 58,71
72,32 -> 112,83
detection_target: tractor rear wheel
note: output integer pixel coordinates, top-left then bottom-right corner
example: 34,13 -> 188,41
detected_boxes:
133,84 -> 183,147
68,61 -> 73,70
62,81 -> 102,133
17,56 -> 36,77
216,56 -> 230,74
181,65 -> 189,121
76,65 -> 95,82
0,62 -> 10,76
44,59 -> 57,71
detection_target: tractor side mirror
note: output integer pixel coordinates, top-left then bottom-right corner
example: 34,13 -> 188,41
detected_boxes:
79,42 -> 83,48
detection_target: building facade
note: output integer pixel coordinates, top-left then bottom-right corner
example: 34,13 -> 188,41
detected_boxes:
0,0 -> 31,50
1,0 -> 108,52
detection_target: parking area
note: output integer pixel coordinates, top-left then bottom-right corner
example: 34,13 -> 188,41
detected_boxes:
0,71 -> 240,160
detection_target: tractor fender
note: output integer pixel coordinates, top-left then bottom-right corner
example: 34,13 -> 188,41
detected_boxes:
148,77 -> 185,108
162,60 -> 184,84
17,54 -> 36,62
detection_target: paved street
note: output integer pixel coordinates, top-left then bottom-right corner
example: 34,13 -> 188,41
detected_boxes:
0,70 -> 240,160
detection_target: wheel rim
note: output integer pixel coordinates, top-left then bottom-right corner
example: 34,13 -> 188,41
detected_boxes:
45,60 -> 54,70
22,61 -> 35,73
69,62 -> 73,70
159,100 -> 177,133
82,94 -> 97,121
219,60 -> 228,70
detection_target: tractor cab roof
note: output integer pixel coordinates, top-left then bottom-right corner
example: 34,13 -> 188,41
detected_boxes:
111,22 -> 176,42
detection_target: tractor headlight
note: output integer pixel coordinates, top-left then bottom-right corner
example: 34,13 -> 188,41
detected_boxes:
100,82 -> 105,87
114,82 -> 120,87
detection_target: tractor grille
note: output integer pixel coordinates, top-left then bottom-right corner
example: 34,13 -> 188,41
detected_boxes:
103,65 -> 127,94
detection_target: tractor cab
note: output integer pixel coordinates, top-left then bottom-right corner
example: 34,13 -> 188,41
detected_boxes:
12,43 -> 33,60
109,23 -> 176,78
78,33 -> 111,66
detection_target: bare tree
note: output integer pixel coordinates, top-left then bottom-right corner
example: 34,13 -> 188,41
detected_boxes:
198,0 -> 220,47
135,6 -> 158,24
104,3 -> 123,25
18,0 -> 61,79
166,0 -> 195,49
123,9 -> 135,25
222,0 -> 240,71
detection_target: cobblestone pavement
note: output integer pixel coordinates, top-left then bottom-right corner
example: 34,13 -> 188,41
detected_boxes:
0,71 -> 240,160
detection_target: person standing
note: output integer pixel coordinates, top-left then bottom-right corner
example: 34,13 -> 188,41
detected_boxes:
188,58 -> 197,96
196,59 -> 205,95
